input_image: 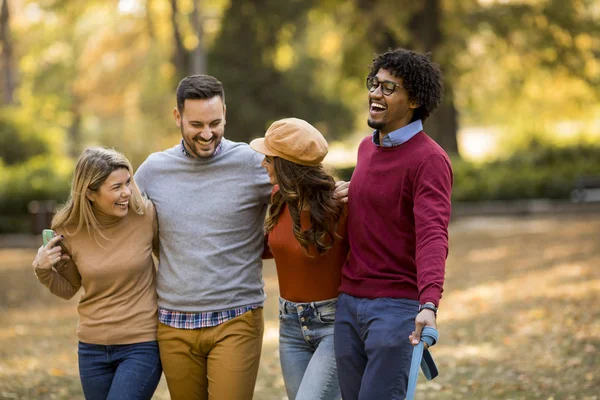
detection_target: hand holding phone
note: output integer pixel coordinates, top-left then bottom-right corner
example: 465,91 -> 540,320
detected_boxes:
42,229 -> 55,246
34,229 -> 69,271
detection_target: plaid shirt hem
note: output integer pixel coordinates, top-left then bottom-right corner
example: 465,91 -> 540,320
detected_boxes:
159,305 -> 260,329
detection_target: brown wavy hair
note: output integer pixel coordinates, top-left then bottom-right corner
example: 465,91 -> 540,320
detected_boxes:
264,157 -> 342,255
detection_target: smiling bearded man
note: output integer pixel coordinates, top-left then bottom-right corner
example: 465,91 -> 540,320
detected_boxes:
134,75 -> 272,400
134,74 -> 349,400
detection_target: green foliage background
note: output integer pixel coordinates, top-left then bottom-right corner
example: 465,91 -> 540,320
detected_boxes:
0,0 -> 599,232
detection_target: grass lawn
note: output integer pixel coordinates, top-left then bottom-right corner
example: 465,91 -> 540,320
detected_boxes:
0,214 -> 598,399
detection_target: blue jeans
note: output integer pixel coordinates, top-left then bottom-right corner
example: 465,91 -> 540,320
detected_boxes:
78,341 -> 162,400
278,297 -> 341,400
334,293 -> 419,400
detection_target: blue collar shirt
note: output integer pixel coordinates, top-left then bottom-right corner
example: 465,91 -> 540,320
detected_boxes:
372,119 -> 423,147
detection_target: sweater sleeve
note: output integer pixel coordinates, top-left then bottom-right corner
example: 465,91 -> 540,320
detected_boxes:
250,150 -> 272,205
337,204 -> 350,258
261,233 -> 273,259
413,153 -> 453,307
134,158 -> 152,196
148,200 -> 160,258
35,258 -> 82,300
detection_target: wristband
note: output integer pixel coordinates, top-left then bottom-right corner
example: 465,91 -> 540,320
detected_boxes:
419,303 -> 438,317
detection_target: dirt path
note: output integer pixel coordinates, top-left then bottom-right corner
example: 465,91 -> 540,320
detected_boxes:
1,214 -> 598,399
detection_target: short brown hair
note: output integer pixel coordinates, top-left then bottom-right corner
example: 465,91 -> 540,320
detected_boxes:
176,74 -> 225,112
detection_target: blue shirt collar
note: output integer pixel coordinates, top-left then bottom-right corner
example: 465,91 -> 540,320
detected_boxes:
372,119 -> 423,147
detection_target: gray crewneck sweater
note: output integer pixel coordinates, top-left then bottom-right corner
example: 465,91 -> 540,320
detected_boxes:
135,139 -> 271,312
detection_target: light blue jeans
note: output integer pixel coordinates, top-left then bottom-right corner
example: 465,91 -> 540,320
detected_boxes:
278,297 -> 341,400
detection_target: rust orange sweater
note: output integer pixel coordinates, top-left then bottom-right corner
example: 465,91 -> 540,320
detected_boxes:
35,200 -> 159,345
265,192 -> 349,303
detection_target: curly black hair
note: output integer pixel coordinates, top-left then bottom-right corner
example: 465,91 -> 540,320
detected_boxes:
368,48 -> 443,122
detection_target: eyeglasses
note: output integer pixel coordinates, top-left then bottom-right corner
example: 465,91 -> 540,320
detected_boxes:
366,77 -> 404,96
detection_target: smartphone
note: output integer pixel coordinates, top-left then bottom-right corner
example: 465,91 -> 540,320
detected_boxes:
42,229 -> 56,246
42,229 -> 69,256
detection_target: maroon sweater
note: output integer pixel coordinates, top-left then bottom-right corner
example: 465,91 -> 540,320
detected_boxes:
340,132 -> 453,306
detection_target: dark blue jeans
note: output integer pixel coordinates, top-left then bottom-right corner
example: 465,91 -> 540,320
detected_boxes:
334,293 -> 419,400
78,341 -> 162,400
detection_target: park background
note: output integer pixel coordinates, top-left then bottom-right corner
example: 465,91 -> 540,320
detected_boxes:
0,0 -> 599,399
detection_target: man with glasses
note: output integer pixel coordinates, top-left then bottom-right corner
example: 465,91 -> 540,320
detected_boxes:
334,48 -> 453,399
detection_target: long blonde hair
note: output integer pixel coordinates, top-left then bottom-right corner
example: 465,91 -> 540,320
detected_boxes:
52,147 -> 146,241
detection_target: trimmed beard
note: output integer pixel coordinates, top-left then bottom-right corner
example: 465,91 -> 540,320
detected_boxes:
181,126 -> 217,159
367,118 -> 385,131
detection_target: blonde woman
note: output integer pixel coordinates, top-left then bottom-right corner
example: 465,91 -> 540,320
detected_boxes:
32,147 -> 161,400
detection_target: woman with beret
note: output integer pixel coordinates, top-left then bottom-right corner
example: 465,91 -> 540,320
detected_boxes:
250,118 -> 348,400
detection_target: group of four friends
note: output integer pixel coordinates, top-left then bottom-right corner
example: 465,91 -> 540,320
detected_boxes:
32,47 -> 453,400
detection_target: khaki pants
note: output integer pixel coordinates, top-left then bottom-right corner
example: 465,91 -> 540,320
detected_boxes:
157,308 -> 264,400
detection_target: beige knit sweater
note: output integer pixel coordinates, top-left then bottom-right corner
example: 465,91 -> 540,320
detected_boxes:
35,200 -> 159,345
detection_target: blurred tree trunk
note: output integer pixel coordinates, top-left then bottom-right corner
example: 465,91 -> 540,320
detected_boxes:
170,0 -> 189,81
65,5 -> 83,157
0,0 -> 16,105
408,0 -> 459,155
189,0 -> 206,74
68,95 -> 82,157
145,0 -> 155,40
170,0 -> 206,78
